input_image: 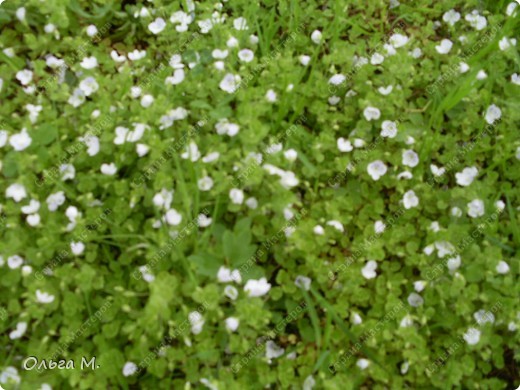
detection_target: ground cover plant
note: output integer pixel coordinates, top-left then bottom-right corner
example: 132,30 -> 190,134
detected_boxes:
0,0 -> 519,389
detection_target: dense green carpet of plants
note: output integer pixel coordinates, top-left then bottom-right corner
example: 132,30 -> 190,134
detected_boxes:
0,0 -> 519,389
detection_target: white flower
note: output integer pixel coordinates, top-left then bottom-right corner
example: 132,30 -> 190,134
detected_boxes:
329,74 -> 346,85
495,200 -> 505,211
81,135 -> 100,156
407,292 -> 424,307
374,220 -> 386,234
9,128 -> 32,151
476,70 -> 487,80
198,176 -> 214,191
474,309 -> 495,325
370,53 -> 384,65
265,89 -> 277,102
217,266 -> 242,283
136,143 -> 149,157
496,261 -> 510,274
152,189 -> 174,210
46,55 -> 65,69
197,214 -> 212,228
164,209 -> 182,226
352,312 -> 363,325
44,24 -> 55,33
68,88 -> 86,107
245,197 -> 258,209
225,317 -> 240,332
46,191 -> 65,211
397,171 -> 413,180
111,50 -> 126,62
326,220 -> 344,232
141,94 -> 154,108
215,118 -> 240,136
80,56 -> 98,69
363,106 -> 381,121
9,322 -> 27,340
423,244 -> 435,255
455,167 -> 478,186
189,311 -> 205,334
459,62 -> 470,73
465,10 -> 487,30
413,281 -> 426,292
353,138 -> 365,147
356,359 -> 370,370
266,340 -> 284,359
21,199 -> 40,214
463,327 -> 481,345
389,33 -> 409,48
16,69 -> 33,85
310,30 -> 322,44
511,73 -> 520,85
227,36 -> 239,48
122,362 -> 137,377
224,285 -> 238,300
6,183 -> 27,202
403,190 -> 419,209
202,152 -> 220,163
430,164 -> 446,177
484,104 -> 501,125
402,150 -> 419,167
128,50 -> 146,61
0,366 -> 20,384
443,9 -> 461,26
244,277 -> 271,297
71,242 -> 85,256
337,137 -> 353,152
507,2 -> 518,16
211,49 -> 228,59
219,73 -> 241,93
36,290 -> 55,304
284,149 -> 298,161
367,160 -> 387,181
447,255 -> 461,271
233,17 -> 249,30
313,225 -> 325,235
7,255 -> 24,269
229,188 -> 244,205
435,39 -> 453,54
79,77 -> 99,96
378,85 -> 393,95
361,260 -> 377,279
16,7 -> 26,21
303,375 -> 316,390
467,199 -> 485,218
499,37 -> 517,51
409,47 -> 422,58
148,18 -> 166,34
86,25 -> 98,37
0,130 -> 7,147
100,163 -> 117,175
295,275 -> 312,290
299,55 -> 311,66
238,49 -> 254,62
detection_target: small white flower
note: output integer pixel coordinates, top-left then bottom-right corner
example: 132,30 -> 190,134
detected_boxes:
495,200 -> 505,211
225,317 -> 240,332
212,49 -> 228,59
164,209 -> 182,226
229,188 -> 244,204
498,37 -> 517,51
80,56 -> 98,69
128,50 -> 146,61
233,17 -> 249,31
465,10 -> 487,30
244,277 -> 271,297
507,2 -> 518,16
414,281 -> 426,292
217,266 -> 242,283
496,261 -> 510,274
370,53 -> 384,65
356,359 -> 370,370
328,74 -> 346,85
474,309 -> 495,325
467,199 -> 485,218
363,106 -> 381,121
198,176 -> 214,191
299,55 -> 311,66
136,143 -> 149,157
352,312 -> 363,325
265,89 -> 277,102
16,7 -> 26,21
16,69 -> 33,85
111,50 -> 126,63
122,362 -> 137,377
86,25 -> 98,37
219,73 -> 241,93
326,220 -> 344,232
224,285 -> 238,300
455,167 -> 478,186
476,70 -> 487,80
484,104 -> 501,125
266,340 -> 284,359
197,214 -> 212,228
407,292 -> 424,307
310,30 -> 322,44
245,197 -> 258,209
423,244 -> 435,255
189,311 -> 205,334
435,39 -> 453,54
403,190 -> 419,209
378,85 -> 393,95
295,275 -> 312,291
140,94 -> 154,108
511,73 -> 520,86
459,62 -> 470,73
7,255 -> 24,269
374,220 -> 386,234
202,152 -> 220,163
79,77 -> 99,96
284,149 -> 298,161
389,33 -> 409,48
71,242 -> 85,256
397,171 -> 413,180
367,160 -> 387,181
6,183 -> 27,202
36,289 -> 55,304
337,137 -> 353,152
9,128 -> 32,151
148,18 -> 166,34
46,191 -> 65,211
430,164 -> 446,177
402,150 -> 419,167
9,322 -> 27,340
26,214 -> 41,227
100,163 -> 117,175
447,255 -> 462,271
463,327 -> 481,345
361,260 -> 377,279
227,36 -> 239,48
443,9 -> 461,26
409,47 -> 422,58
303,375 -> 316,390
238,49 -> 254,62
313,225 -> 325,235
